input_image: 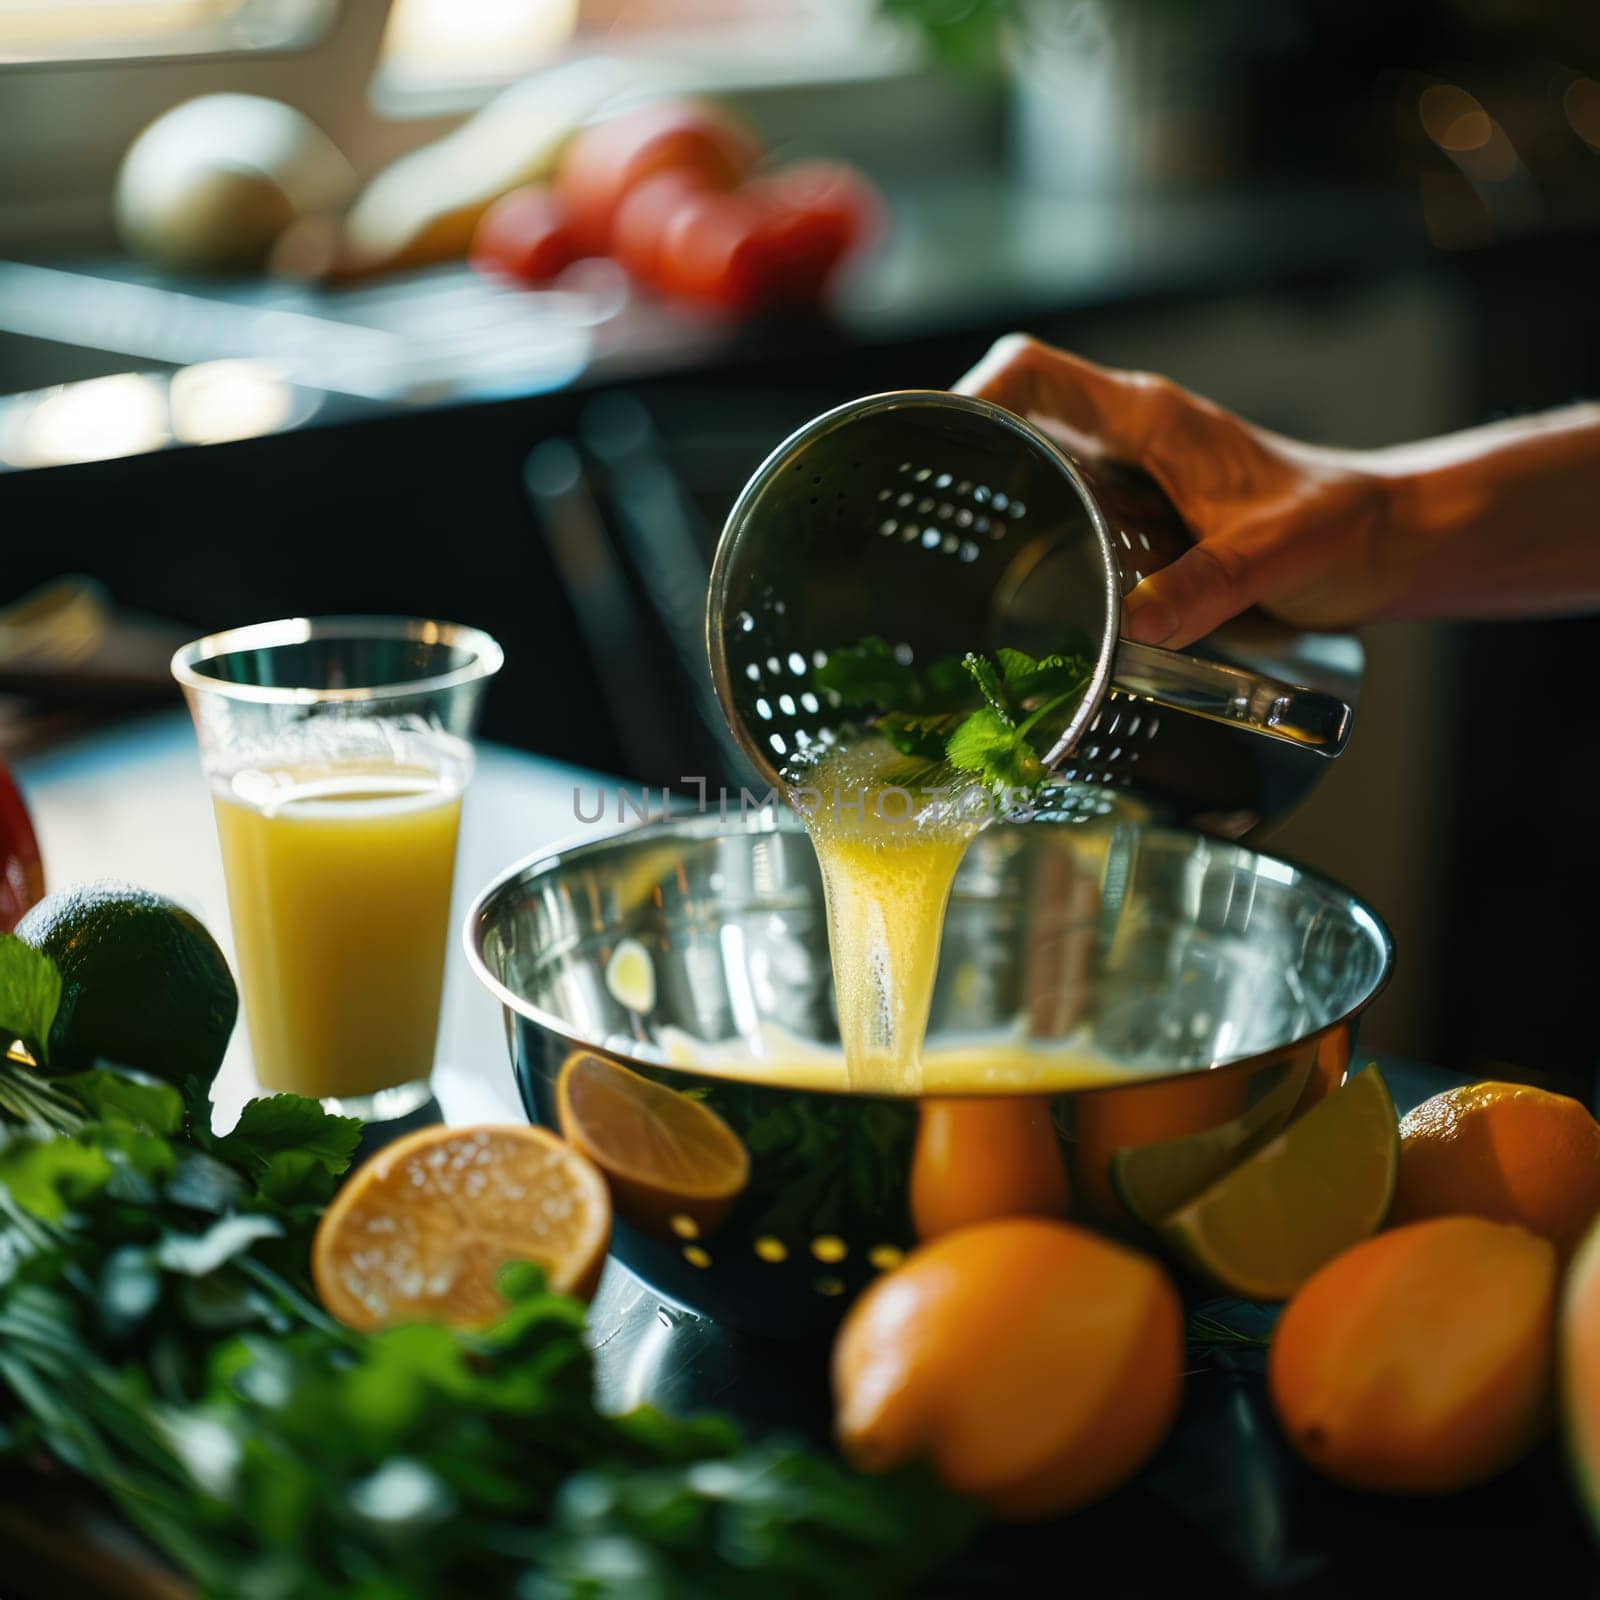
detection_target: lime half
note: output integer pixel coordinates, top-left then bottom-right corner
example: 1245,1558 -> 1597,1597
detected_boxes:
1111,1061 -> 1311,1227
1159,1064 -> 1398,1301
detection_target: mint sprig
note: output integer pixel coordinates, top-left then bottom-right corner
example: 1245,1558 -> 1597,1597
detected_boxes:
816,637 -> 1092,794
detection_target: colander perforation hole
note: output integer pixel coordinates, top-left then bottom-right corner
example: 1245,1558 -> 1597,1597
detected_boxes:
755,698 -> 772,720
879,519 -> 897,536
935,472 -> 953,488
769,733 -> 787,754
744,663 -> 760,682
1119,529 -> 1133,549
787,653 -> 807,675
959,541 -> 979,562
901,523 -> 920,542
955,508 -> 973,528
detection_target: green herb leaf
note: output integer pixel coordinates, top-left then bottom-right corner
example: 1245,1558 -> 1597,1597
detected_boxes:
961,652 -> 1009,720
945,708 -> 1024,775
0,1131 -> 113,1222
63,1067 -> 185,1137
209,1094 -> 362,1205
812,636 -> 920,710
813,639 -> 974,716
156,1215 -> 283,1278
0,934 -> 61,1066
995,646 -> 1038,685
878,711 -> 958,764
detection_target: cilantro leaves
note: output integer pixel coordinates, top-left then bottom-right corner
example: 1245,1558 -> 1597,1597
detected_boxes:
0,981 -> 971,1597
0,931 -> 61,1065
814,636 -> 1093,794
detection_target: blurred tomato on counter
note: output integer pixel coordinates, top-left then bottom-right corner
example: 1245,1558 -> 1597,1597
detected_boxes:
472,97 -> 880,314
0,766 -> 43,932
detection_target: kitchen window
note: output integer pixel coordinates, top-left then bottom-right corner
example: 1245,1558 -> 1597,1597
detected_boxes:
0,0 -> 334,65
375,0 -> 906,111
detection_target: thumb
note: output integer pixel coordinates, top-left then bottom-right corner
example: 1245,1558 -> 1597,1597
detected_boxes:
1123,540 -> 1257,651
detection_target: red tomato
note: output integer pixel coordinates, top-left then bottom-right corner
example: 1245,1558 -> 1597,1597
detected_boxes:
744,160 -> 880,301
650,161 -> 880,313
611,169 -> 714,290
470,186 -> 581,284
651,186 -> 770,313
556,99 -> 759,256
0,765 -> 42,933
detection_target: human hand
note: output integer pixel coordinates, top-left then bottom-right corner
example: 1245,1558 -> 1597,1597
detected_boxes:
954,336 -> 1396,649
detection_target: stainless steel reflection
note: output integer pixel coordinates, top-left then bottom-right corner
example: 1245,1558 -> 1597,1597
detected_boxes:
467,812 -> 1391,1337
706,390 -> 1362,836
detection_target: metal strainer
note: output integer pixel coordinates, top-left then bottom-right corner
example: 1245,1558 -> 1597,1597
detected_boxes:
706,391 -> 1360,837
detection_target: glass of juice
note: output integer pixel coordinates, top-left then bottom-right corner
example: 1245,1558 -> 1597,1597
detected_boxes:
172,617 -> 502,1120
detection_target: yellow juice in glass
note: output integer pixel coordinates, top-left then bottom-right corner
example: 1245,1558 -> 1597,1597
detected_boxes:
213,762 -> 465,1099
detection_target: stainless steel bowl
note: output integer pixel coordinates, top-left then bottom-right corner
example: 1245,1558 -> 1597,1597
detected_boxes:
466,812 -> 1391,1338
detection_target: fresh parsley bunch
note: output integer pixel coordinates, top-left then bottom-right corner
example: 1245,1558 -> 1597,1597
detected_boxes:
0,932 -> 972,1598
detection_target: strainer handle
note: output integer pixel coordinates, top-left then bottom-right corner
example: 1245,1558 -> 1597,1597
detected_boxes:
1112,640 -> 1352,755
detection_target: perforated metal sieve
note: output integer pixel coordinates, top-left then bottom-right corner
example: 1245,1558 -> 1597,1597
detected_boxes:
706,390 -> 1361,837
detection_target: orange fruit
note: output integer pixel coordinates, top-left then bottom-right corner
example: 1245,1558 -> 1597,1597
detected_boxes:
556,1050 -> 749,1240
833,1218 -> 1183,1519
312,1123 -> 610,1332
1270,1217 -> 1557,1494
1561,1211 -> 1600,1535
909,1096 -> 1069,1242
1390,1080 -> 1600,1256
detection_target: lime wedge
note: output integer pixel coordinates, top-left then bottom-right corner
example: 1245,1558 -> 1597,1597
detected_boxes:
1159,1064 -> 1398,1301
1110,1061 -> 1311,1227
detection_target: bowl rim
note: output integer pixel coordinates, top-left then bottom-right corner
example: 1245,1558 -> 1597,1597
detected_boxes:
462,808 -> 1396,1098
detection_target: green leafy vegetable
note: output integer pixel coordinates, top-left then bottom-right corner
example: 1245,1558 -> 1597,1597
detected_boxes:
0,931 -> 61,1065
0,1024 -> 971,1596
203,1092 -> 364,1212
815,636 -> 1092,795
64,1065 -> 185,1135
812,636 -> 971,715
